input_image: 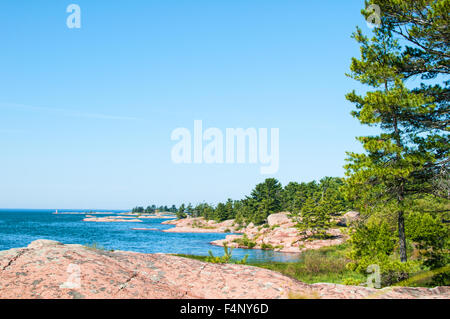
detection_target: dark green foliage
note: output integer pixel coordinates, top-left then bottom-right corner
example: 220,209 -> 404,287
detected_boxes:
131,206 -> 144,213
347,221 -> 397,267
406,212 -> 450,285
298,197 -> 332,239
132,205 -> 178,214
214,203 -> 228,222
185,203 -> 193,215
345,0 -> 449,266
260,243 -> 274,250
192,202 -> 215,219
176,204 -> 187,219
318,177 -> 349,214
175,177 -> 350,227
224,199 -> 234,221
346,221 -> 422,286
288,177 -> 349,239
281,181 -> 317,214
282,178 -> 349,218
232,234 -> 257,249
247,178 -> 283,224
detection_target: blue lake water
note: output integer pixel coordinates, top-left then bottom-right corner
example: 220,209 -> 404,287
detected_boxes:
0,209 -> 301,262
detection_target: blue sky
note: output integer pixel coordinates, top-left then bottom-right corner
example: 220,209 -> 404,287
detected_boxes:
0,1 -> 378,209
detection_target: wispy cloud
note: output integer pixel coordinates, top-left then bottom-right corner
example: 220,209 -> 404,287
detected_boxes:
0,102 -> 140,121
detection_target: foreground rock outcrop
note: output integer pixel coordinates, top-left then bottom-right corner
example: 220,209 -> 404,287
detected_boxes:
0,240 -> 448,299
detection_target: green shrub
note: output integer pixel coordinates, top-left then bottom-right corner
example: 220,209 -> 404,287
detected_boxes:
346,221 -> 423,286
205,244 -> 248,264
192,220 -> 216,229
261,243 -> 274,250
247,244 -> 366,285
303,252 -> 347,274
406,212 -> 450,286
342,277 -> 364,286
233,234 -> 257,249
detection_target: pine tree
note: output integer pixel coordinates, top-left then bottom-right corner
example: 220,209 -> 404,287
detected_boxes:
186,203 -> 193,216
298,197 -> 317,235
248,178 -> 283,224
176,204 -> 187,219
298,195 -> 332,239
214,203 -> 228,222
345,1 -> 449,263
224,199 -> 235,220
281,182 -> 301,213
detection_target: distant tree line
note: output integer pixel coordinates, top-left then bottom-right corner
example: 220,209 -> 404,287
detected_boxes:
131,205 -> 178,214
176,177 -> 350,230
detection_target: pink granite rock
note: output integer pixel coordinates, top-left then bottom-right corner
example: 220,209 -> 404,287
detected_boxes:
83,216 -> 142,223
162,218 -> 241,233
210,216 -> 347,253
267,212 -> 292,227
0,240 -> 448,299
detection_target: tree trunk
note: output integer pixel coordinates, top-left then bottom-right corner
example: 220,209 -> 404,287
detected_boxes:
391,105 -> 407,263
398,210 -> 407,262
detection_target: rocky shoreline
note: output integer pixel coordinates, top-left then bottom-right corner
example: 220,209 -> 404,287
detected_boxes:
162,212 -> 357,253
162,218 -> 240,233
78,210 -> 357,254
83,216 -> 143,222
0,240 -> 448,299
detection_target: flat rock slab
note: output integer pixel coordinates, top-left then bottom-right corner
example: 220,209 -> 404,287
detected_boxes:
0,240 -> 448,299
83,217 -> 143,222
